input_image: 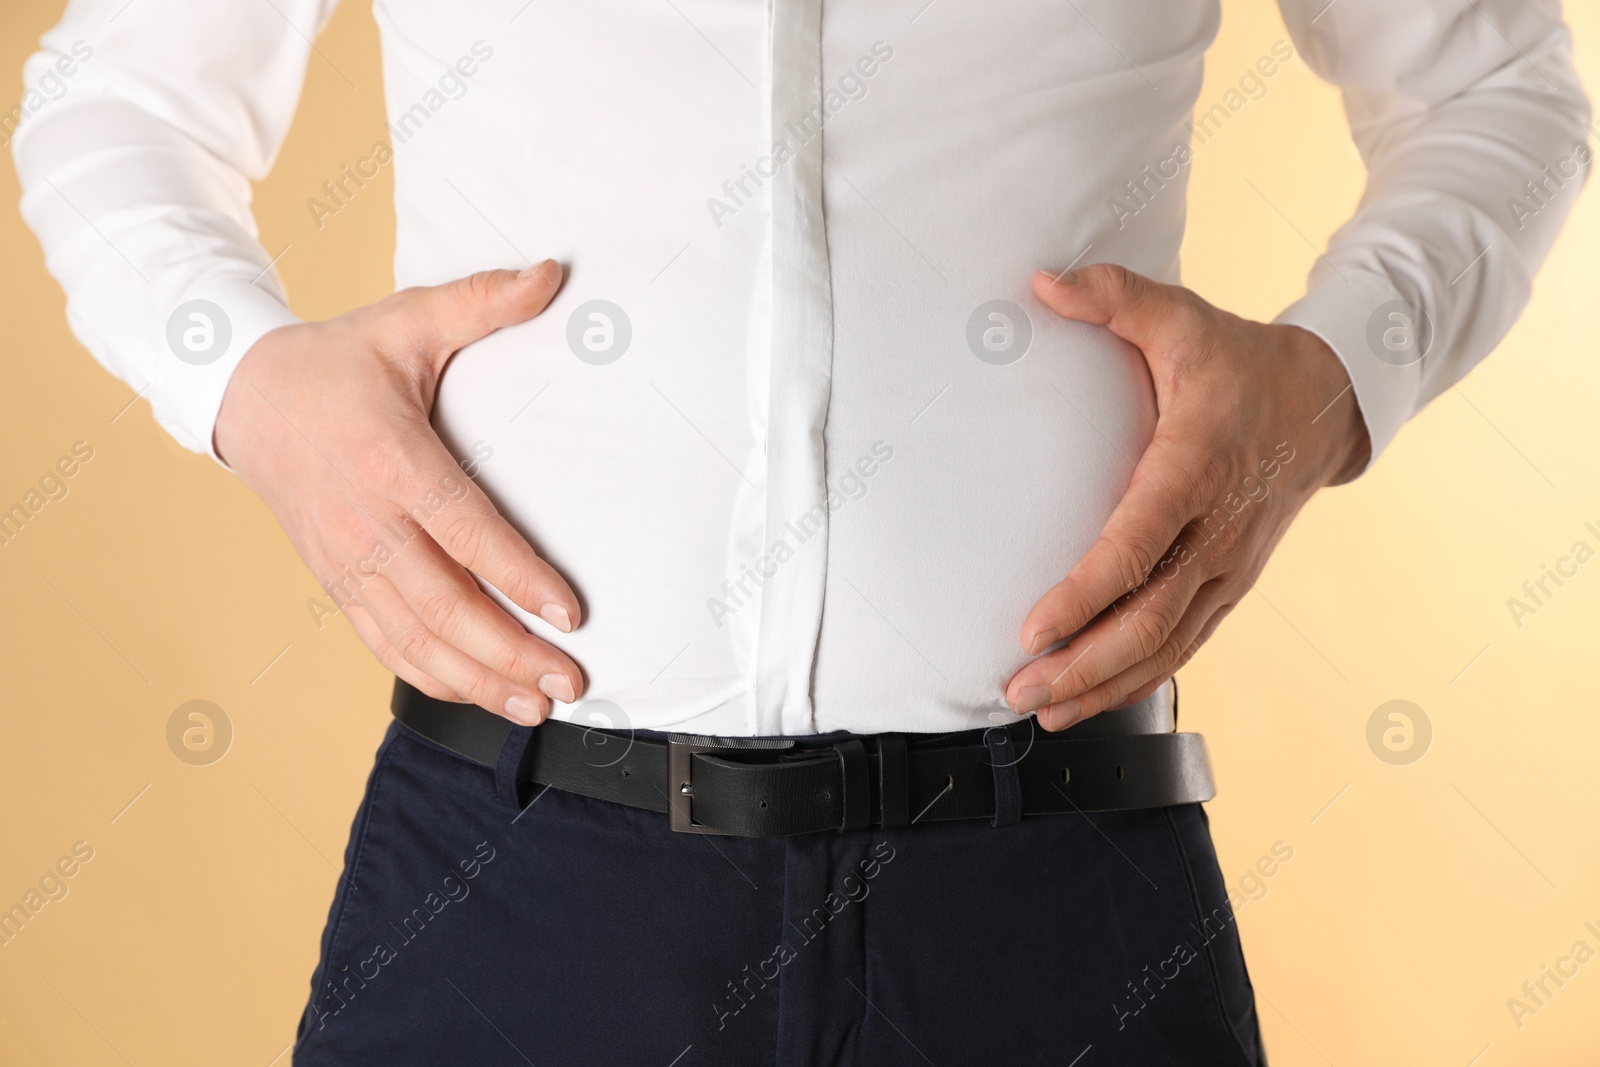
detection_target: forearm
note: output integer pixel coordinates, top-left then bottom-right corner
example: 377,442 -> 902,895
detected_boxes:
1274,0 -> 1592,469
10,0 -> 334,461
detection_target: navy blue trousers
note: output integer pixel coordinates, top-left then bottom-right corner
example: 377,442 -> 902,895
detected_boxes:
294,719 -> 1266,1066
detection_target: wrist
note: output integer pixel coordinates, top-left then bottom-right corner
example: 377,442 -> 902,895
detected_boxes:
154,276 -> 302,470
213,322 -> 298,470
1283,325 -> 1370,488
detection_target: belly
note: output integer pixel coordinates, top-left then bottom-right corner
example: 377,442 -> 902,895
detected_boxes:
813,291 -> 1156,733
434,301 -> 1155,734
401,0 -> 1200,733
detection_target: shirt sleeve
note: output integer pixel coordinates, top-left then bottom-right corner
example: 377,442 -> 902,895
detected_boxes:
1271,0 -> 1591,471
10,0 -> 341,465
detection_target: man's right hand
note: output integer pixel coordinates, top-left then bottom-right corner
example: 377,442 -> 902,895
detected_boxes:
213,262 -> 583,725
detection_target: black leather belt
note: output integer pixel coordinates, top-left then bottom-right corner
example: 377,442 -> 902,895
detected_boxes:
390,679 -> 1216,837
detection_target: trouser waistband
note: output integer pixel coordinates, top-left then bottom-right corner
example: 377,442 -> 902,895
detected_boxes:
389,679 -> 1215,837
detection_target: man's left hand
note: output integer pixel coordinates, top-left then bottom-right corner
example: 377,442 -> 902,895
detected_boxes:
1005,264 -> 1372,730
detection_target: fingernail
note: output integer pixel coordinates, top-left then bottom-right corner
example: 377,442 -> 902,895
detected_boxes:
538,603 -> 573,633
518,258 -> 560,282
1038,268 -> 1078,285
1014,686 -> 1054,714
1046,700 -> 1083,730
504,694 -> 545,725
1027,628 -> 1061,655
538,673 -> 576,704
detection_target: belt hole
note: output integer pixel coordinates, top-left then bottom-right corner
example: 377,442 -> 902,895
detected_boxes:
1061,766 -> 1071,784
1115,765 -> 1125,780
758,798 -> 768,809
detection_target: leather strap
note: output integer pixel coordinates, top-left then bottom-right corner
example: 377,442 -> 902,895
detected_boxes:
390,679 -> 1215,837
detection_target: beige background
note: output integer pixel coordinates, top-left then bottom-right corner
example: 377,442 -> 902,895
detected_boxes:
2,2 -> 1598,1064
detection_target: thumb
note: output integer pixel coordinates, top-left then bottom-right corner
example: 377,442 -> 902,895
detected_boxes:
1032,262 -> 1196,354
396,260 -> 564,372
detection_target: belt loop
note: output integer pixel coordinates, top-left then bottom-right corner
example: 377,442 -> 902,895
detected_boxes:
877,737 -> 908,828
836,738 -> 871,831
494,723 -> 536,810
986,725 -> 1023,828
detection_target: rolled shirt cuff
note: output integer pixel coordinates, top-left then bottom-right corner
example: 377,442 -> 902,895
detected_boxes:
150,274 -> 302,470
1274,269 -> 1427,476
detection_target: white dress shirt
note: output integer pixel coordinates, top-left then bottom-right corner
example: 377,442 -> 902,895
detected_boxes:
13,0 -> 1589,736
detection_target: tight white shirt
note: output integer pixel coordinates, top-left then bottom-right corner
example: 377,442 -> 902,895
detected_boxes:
12,0 -> 1590,735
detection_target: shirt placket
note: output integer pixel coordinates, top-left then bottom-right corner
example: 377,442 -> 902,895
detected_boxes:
754,0 -> 834,735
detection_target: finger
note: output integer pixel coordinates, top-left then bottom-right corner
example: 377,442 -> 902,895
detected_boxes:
1020,433 -> 1204,656
1179,599 -> 1239,665
1110,587 -> 1232,709
1010,532 -> 1210,714
355,575 -> 551,725
1116,673 -> 1173,711
378,431 -> 582,633
1032,263 -> 1204,354
343,602 -> 464,702
387,261 -> 564,372
1036,581 -> 1235,731
383,534 -> 585,704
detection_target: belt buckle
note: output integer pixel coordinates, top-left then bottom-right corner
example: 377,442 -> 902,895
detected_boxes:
667,733 -> 794,834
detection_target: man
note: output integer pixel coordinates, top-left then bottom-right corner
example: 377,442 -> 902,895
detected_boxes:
14,0 -> 1588,1062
